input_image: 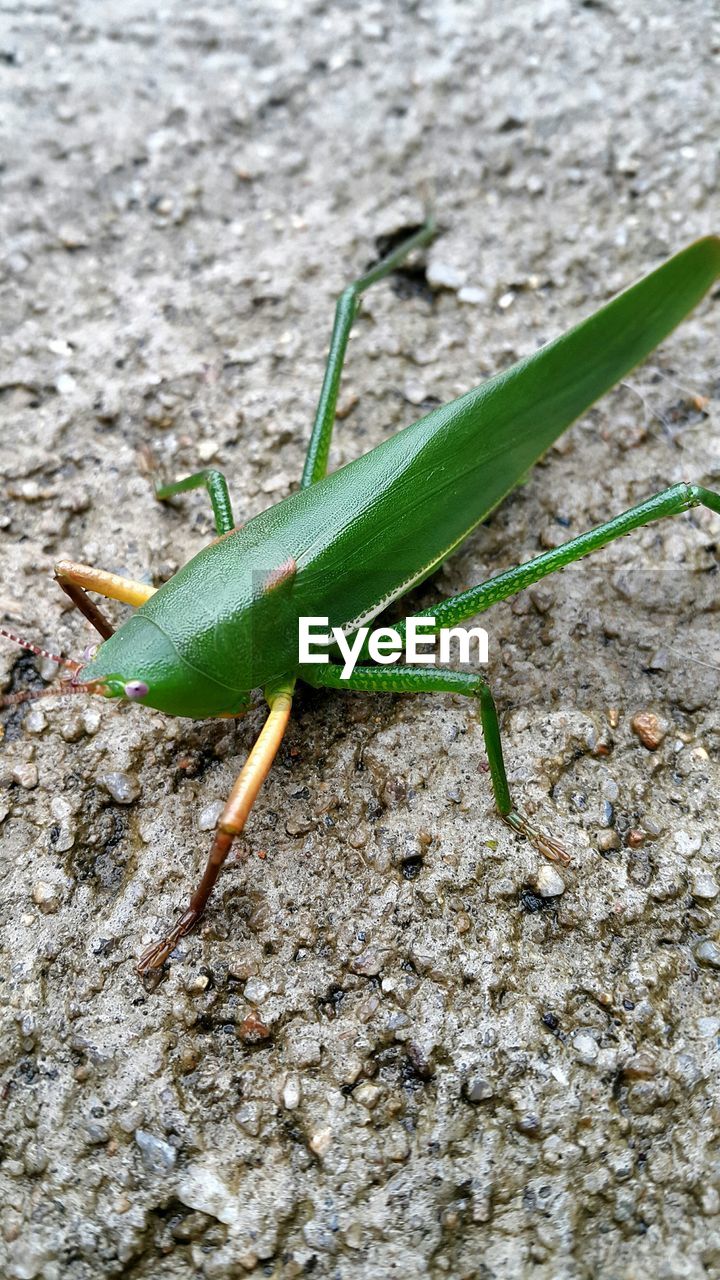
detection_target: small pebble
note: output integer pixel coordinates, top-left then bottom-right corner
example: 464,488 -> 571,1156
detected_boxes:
24,709 -> 47,734
117,1105 -> 143,1134
196,439 -> 219,462
85,1122 -> 109,1145
351,946 -> 385,976
54,821 -> 75,852
198,800 -> 224,832
185,973 -> 209,994
695,1017 -> 720,1038
465,1076 -> 494,1103
344,1223 -> 364,1250
243,977 -> 269,1004
515,1113 -> 540,1136
691,871 -> 719,902
6,1239 -> 49,1279
12,763 -> 38,789
32,881 -> 61,914
303,1219 -> 335,1251
135,1129 -> 177,1174
48,337 -> 73,356
235,1102 -> 261,1136
237,1012 -> 271,1044
353,1082 -> 382,1110
11,479 -> 41,502
701,1187 -> 720,1217
227,950 -> 259,980
631,711 -> 667,750
309,1127 -> 332,1157
57,224 -> 88,249
282,1075 -> 301,1109
694,939 -> 720,970
458,285 -> 488,305
574,1033 -> 599,1062
177,1166 -> 237,1225
82,708 -> 101,735
622,1052 -> 657,1080
597,830 -> 621,853
535,866 -> 566,898
426,261 -> 466,290
403,378 -> 429,406
99,771 -> 140,804
56,372 -> 77,395
675,830 -> 702,857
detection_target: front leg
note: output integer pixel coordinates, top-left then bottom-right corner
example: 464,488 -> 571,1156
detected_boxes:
54,559 -> 157,639
137,683 -> 294,973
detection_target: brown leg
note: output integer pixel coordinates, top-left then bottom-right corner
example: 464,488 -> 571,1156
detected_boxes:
54,559 -> 157,638
137,686 -> 294,973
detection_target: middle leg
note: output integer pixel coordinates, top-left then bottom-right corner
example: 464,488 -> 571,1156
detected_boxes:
155,468 -> 236,535
302,662 -> 569,865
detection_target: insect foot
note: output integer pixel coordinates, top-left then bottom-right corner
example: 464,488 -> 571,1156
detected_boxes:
136,906 -> 202,973
503,809 -> 572,867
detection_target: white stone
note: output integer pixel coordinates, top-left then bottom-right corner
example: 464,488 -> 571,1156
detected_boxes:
32,881 -> 62,914
197,439 -> 219,462
458,285 -> 488,305
535,866 -> 566,897
198,800 -> 224,831
675,830 -> 702,856
426,261 -> 466,290
243,977 -> 270,1004
574,1033 -> 599,1062
282,1075 -> 301,1109
691,871 -> 719,902
178,1164 -> 239,1226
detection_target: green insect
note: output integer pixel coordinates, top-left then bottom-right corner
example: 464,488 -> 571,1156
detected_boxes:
2,222 -> 719,974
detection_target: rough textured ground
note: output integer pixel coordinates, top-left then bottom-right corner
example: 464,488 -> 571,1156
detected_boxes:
1,2 -> 720,1277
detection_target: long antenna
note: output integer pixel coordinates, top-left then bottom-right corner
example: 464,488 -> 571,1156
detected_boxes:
0,628 -> 81,672
0,680 -> 107,709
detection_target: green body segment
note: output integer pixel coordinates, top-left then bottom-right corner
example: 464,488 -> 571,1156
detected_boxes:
83,236 -> 720,717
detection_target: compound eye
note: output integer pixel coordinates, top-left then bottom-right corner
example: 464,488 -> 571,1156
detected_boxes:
124,680 -> 149,700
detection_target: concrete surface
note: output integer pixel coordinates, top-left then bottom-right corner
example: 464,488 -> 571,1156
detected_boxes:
1,1 -> 719,1277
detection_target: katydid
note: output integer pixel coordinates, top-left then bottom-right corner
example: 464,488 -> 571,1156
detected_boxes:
2,223 -> 719,974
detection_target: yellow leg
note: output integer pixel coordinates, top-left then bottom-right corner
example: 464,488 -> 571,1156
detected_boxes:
137,686 -> 294,973
54,558 -> 156,638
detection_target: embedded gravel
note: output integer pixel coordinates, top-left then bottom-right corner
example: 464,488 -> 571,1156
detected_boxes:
1,3 -> 720,1278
